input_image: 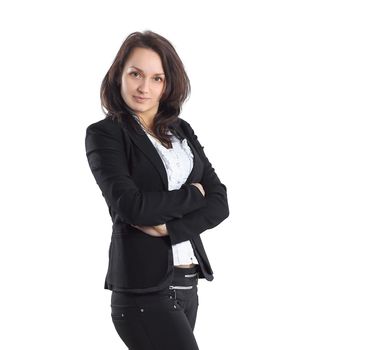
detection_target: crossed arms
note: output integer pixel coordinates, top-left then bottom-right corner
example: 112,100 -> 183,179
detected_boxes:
85,119 -> 229,244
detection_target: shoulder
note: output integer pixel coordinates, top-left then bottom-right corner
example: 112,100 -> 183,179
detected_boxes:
176,117 -> 199,140
85,117 -> 131,146
177,117 -> 191,128
86,117 -> 123,134
85,117 -> 129,150
176,118 -> 206,151
176,117 -> 194,134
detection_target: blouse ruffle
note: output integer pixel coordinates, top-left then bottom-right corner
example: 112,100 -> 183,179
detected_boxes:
148,133 -> 194,191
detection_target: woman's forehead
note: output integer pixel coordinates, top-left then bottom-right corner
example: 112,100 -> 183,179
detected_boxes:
125,48 -> 164,74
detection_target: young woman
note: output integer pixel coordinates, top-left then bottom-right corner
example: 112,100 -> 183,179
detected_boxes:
85,30 -> 229,350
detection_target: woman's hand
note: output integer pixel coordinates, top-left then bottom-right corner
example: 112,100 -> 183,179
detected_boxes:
131,223 -> 169,237
191,182 -> 205,197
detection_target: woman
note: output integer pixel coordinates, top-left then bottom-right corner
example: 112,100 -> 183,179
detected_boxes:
85,30 -> 229,350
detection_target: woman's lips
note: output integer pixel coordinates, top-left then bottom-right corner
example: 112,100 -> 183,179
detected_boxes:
133,96 -> 149,103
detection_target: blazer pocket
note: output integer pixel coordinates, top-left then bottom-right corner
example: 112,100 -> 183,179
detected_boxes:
108,233 -> 170,289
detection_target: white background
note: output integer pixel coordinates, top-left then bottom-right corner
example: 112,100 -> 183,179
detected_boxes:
0,0 -> 382,349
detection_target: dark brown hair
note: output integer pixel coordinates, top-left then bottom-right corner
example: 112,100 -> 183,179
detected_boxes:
100,30 -> 191,147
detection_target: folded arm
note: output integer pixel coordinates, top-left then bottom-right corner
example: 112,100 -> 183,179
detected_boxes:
85,120 -> 206,226
166,120 -> 230,244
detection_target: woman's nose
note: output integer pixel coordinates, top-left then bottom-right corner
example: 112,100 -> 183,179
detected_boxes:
138,78 -> 150,93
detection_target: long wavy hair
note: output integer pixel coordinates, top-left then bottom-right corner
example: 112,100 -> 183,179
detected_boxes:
100,30 -> 191,148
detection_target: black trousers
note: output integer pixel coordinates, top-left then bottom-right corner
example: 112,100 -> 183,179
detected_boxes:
111,265 -> 200,350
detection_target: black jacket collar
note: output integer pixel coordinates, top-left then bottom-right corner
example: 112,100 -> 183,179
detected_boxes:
117,115 -> 196,190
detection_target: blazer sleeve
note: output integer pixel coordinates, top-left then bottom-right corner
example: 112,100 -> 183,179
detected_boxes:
85,120 -> 206,226
166,120 -> 230,245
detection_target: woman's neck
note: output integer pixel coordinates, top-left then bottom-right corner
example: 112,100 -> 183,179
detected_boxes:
136,113 -> 155,129
134,114 -> 154,132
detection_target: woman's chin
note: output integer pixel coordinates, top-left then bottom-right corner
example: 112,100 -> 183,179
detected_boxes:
129,104 -> 158,117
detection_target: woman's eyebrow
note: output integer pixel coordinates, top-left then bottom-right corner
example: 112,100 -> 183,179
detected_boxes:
128,65 -> 165,75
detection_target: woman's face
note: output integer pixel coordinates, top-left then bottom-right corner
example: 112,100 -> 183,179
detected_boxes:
120,47 -> 166,120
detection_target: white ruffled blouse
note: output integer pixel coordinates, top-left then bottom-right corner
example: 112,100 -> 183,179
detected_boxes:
132,115 -> 199,266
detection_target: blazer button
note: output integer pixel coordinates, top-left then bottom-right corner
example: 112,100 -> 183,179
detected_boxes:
140,308 -> 144,312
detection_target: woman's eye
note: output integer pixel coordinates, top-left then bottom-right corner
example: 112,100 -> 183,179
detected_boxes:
153,76 -> 163,82
129,71 -> 141,78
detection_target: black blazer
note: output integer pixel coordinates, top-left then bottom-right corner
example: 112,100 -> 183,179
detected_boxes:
85,115 -> 229,293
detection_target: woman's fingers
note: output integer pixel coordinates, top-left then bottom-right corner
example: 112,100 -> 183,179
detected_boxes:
153,224 -> 168,235
191,183 -> 205,197
131,224 -> 165,237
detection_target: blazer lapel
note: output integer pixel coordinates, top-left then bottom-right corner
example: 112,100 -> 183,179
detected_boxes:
121,116 -> 169,189
119,115 -> 200,189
